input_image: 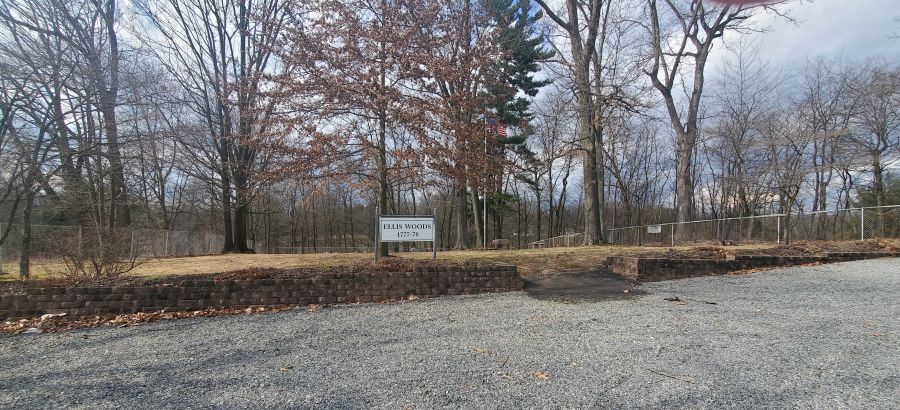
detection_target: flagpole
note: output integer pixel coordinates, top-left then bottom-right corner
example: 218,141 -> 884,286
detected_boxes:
482,112 -> 487,249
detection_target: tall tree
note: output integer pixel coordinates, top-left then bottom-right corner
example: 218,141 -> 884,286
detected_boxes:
481,0 -> 553,246
1,0 -> 130,228
419,0 -> 550,248
643,0 -> 781,239
850,63 -> 900,209
535,0 -> 606,244
283,0 -> 428,257
138,0 -> 291,252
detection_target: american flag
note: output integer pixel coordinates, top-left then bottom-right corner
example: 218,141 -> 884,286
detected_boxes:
486,117 -> 507,138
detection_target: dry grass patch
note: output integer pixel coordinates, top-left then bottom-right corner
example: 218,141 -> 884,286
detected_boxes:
2,240 -> 892,282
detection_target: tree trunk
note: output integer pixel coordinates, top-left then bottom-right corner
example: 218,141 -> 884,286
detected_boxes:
233,199 -> 251,253
533,178 -> 542,243
582,143 -> 602,244
873,155 -> 885,208
455,181 -> 469,249
19,188 -> 35,281
220,168 -> 234,252
470,186 -> 483,248
576,77 -> 601,244
100,0 -> 129,228
594,125 -> 606,242
574,53 -> 601,245
674,129 -> 695,241
377,112 -> 389,257
102,98 -> 130,228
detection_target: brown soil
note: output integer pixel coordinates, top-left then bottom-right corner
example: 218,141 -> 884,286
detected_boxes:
629,239 -> 900,261
740,239 -> 900,257
524,271 -> 645,302
634,246 -> 729,260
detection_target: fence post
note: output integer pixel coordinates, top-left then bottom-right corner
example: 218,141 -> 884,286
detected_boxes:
373,205 -> 379,262
130,228 -> 135,259
670,224 -> 675,247
860,208 -> 865,241
164,230 -> 169,257
776,216 -> 781,244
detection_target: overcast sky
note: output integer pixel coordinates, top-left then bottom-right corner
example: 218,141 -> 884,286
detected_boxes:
717,0 -> 899,67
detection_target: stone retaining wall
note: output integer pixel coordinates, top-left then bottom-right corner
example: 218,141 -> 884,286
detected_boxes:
608,252 -> 899,282
0,266 -> 521,320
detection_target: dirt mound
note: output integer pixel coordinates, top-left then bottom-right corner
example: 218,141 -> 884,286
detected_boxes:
634,246 -> 728,260
743,242 -> 827,256
739,240 -> 899,257
814,239 -> 900,252
665,246 -> 728,260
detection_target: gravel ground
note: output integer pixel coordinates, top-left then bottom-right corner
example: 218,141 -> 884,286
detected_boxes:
1,259 -> 898,409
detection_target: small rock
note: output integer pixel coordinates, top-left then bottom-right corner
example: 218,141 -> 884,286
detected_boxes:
40,313 -> 67,321
21,327 -> 43,335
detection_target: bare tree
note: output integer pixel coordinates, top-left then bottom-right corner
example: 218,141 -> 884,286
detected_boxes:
1,0 -> 133,231
535,0 -> 606,244
643,0 -> 783,239
703,40 -> 783,227
850,62 -> 900,209
138,0 -> 292,252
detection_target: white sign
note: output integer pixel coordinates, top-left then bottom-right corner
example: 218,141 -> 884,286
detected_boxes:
647,224 -> 662,234
379,216 -> 435,242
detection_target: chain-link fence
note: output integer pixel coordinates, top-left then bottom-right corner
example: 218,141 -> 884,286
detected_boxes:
525,233 -> 585,248
1,205 -> 896,275
606,205 -> 900,246
270,246 -> 371,254
0,224 -> 226,275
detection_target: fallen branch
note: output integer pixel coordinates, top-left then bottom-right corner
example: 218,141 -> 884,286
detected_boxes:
684,298 -> 717,305
645,368 -> 695,384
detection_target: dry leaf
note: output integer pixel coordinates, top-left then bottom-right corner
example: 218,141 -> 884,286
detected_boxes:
532,371 -> 549,381
1,305 -> 298,334
407,294 -> 419,301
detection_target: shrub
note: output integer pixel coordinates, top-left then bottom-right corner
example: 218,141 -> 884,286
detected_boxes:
50,226 -> 141,279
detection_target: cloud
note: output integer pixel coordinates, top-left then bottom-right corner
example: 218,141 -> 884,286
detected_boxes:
724,0 -> 899,67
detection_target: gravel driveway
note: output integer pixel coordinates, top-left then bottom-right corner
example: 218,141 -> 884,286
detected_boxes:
1,259 -> 898,409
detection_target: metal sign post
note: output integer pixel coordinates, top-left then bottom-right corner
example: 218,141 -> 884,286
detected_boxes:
432,208 -> 438,260
373,206 -> 379,262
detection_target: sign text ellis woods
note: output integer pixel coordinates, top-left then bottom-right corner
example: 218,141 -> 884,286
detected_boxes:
379,216 -> 435,242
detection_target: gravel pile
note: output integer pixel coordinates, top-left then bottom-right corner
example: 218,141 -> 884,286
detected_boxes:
1,259 -> 898,409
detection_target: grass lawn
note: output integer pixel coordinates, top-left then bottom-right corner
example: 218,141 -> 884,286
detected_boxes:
0,243 -> 778,281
